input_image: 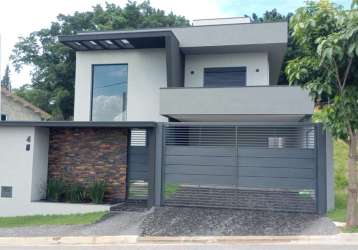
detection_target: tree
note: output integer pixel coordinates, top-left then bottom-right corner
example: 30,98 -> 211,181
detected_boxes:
1,65 -> 11,91
11,1 -> 189,120
250,9 -> 297,84
286,0 -> 358,227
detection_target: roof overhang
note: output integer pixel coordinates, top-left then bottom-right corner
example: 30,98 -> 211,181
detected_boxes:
58,30 -> 177,51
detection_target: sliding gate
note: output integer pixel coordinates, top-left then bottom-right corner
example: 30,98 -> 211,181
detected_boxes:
162,123 -> 321,213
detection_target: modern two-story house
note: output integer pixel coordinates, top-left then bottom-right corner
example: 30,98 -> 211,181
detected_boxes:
0,18 -> 334,217
59,17 -> 313,123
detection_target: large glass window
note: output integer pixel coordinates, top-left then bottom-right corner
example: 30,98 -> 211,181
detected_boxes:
204,67 -> 246,87
91,64 -> 128,121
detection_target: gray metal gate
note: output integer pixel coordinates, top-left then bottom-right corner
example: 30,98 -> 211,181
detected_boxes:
162,123 -> 320,213
128,129 -> 149,200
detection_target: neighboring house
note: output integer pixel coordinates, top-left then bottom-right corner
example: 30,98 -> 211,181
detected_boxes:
0,87 -> 51,121
0,18 -> 334,217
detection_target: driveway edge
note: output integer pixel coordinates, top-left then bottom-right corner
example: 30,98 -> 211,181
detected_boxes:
1,234 -> 358,246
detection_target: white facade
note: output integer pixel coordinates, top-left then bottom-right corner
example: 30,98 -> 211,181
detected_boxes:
74,49 -> 271,121
184,52 -> 269,87
74,49 -> 168,122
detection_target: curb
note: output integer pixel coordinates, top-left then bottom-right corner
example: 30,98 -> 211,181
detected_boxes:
1,234 -> 358,246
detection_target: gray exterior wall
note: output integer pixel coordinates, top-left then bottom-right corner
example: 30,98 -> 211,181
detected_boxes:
160,86 -> 314,121
1,92 -> 43,121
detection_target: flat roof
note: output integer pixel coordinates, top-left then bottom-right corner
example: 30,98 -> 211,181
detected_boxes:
0,121 -> 157,128
59,22 -> 287,84
59,22 -> 287,51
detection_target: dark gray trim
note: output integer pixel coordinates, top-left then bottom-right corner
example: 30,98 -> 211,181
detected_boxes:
59,30 -> 175,42
165,36 -> 184,87
0,121 -> 157,128
316,123 -> 328,214
160,121 -> 316,127
154,124 -> 164,206
59,31 -> 175,51
147,127 -> 157,207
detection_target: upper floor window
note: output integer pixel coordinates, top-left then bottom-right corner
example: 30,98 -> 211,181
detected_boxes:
91,64 -> 128,121
204,67 -> 246,87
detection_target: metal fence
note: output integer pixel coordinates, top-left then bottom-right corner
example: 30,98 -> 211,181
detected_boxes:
161,123 -> 324,213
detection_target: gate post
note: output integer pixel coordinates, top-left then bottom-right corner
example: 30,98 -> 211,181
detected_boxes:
154,123 -> 164,206
147,126 -> 157,208
316,123 -> 327,215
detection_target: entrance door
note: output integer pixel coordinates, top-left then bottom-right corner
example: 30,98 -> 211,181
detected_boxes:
127,129 -> 149,201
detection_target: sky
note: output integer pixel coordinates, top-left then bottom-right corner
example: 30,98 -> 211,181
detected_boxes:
0,0 -> 352,88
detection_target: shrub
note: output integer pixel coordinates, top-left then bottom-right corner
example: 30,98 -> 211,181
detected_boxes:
47,179 -> 65,202
88,181 -> 106,204
65,184 -> 86,203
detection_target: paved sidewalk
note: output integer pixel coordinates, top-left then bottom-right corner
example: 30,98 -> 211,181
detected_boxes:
1,234 -> 358,248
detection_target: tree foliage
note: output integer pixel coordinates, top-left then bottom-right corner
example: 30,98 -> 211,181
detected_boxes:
1,65 -> 12,91
11,1 -> 189,120
286,0 -> 358,227
250,9 -> 298,84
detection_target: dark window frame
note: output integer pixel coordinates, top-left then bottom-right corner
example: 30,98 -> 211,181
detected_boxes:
204,66 -> 247,87
90,63 -> 129,121
1,186 -> 12,198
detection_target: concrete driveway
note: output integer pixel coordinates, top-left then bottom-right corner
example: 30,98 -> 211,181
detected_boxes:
0,207 -> 338,237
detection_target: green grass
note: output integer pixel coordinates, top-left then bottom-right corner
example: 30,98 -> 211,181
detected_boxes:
326,139 -> 358,232
0,211 -> 107,228
327,189 -> 347,222
327,140 -> 349,223
164,184 -> 179,199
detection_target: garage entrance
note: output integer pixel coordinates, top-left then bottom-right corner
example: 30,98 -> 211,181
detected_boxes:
162,123 -> 325,213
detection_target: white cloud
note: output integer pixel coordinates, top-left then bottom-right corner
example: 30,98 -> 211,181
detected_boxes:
92,95 -> 125,121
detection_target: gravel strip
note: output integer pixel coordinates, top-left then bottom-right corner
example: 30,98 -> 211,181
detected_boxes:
141,207 -> 339,236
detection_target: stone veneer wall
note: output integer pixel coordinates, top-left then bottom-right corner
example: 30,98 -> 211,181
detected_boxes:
48,128 -> 128,203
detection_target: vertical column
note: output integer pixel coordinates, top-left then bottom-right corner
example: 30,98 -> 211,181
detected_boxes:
146,126 -> 157,208
154,123 -> 164,206
316,123 -> 328,215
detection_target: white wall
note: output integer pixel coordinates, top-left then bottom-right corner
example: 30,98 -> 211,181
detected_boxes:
0,127 -> 35,203
184,52 -> 269,87
31,128 -> 49,201
74,49 -> 168,122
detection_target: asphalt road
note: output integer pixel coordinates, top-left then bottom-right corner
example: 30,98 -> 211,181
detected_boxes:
1,244 -> 358,250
